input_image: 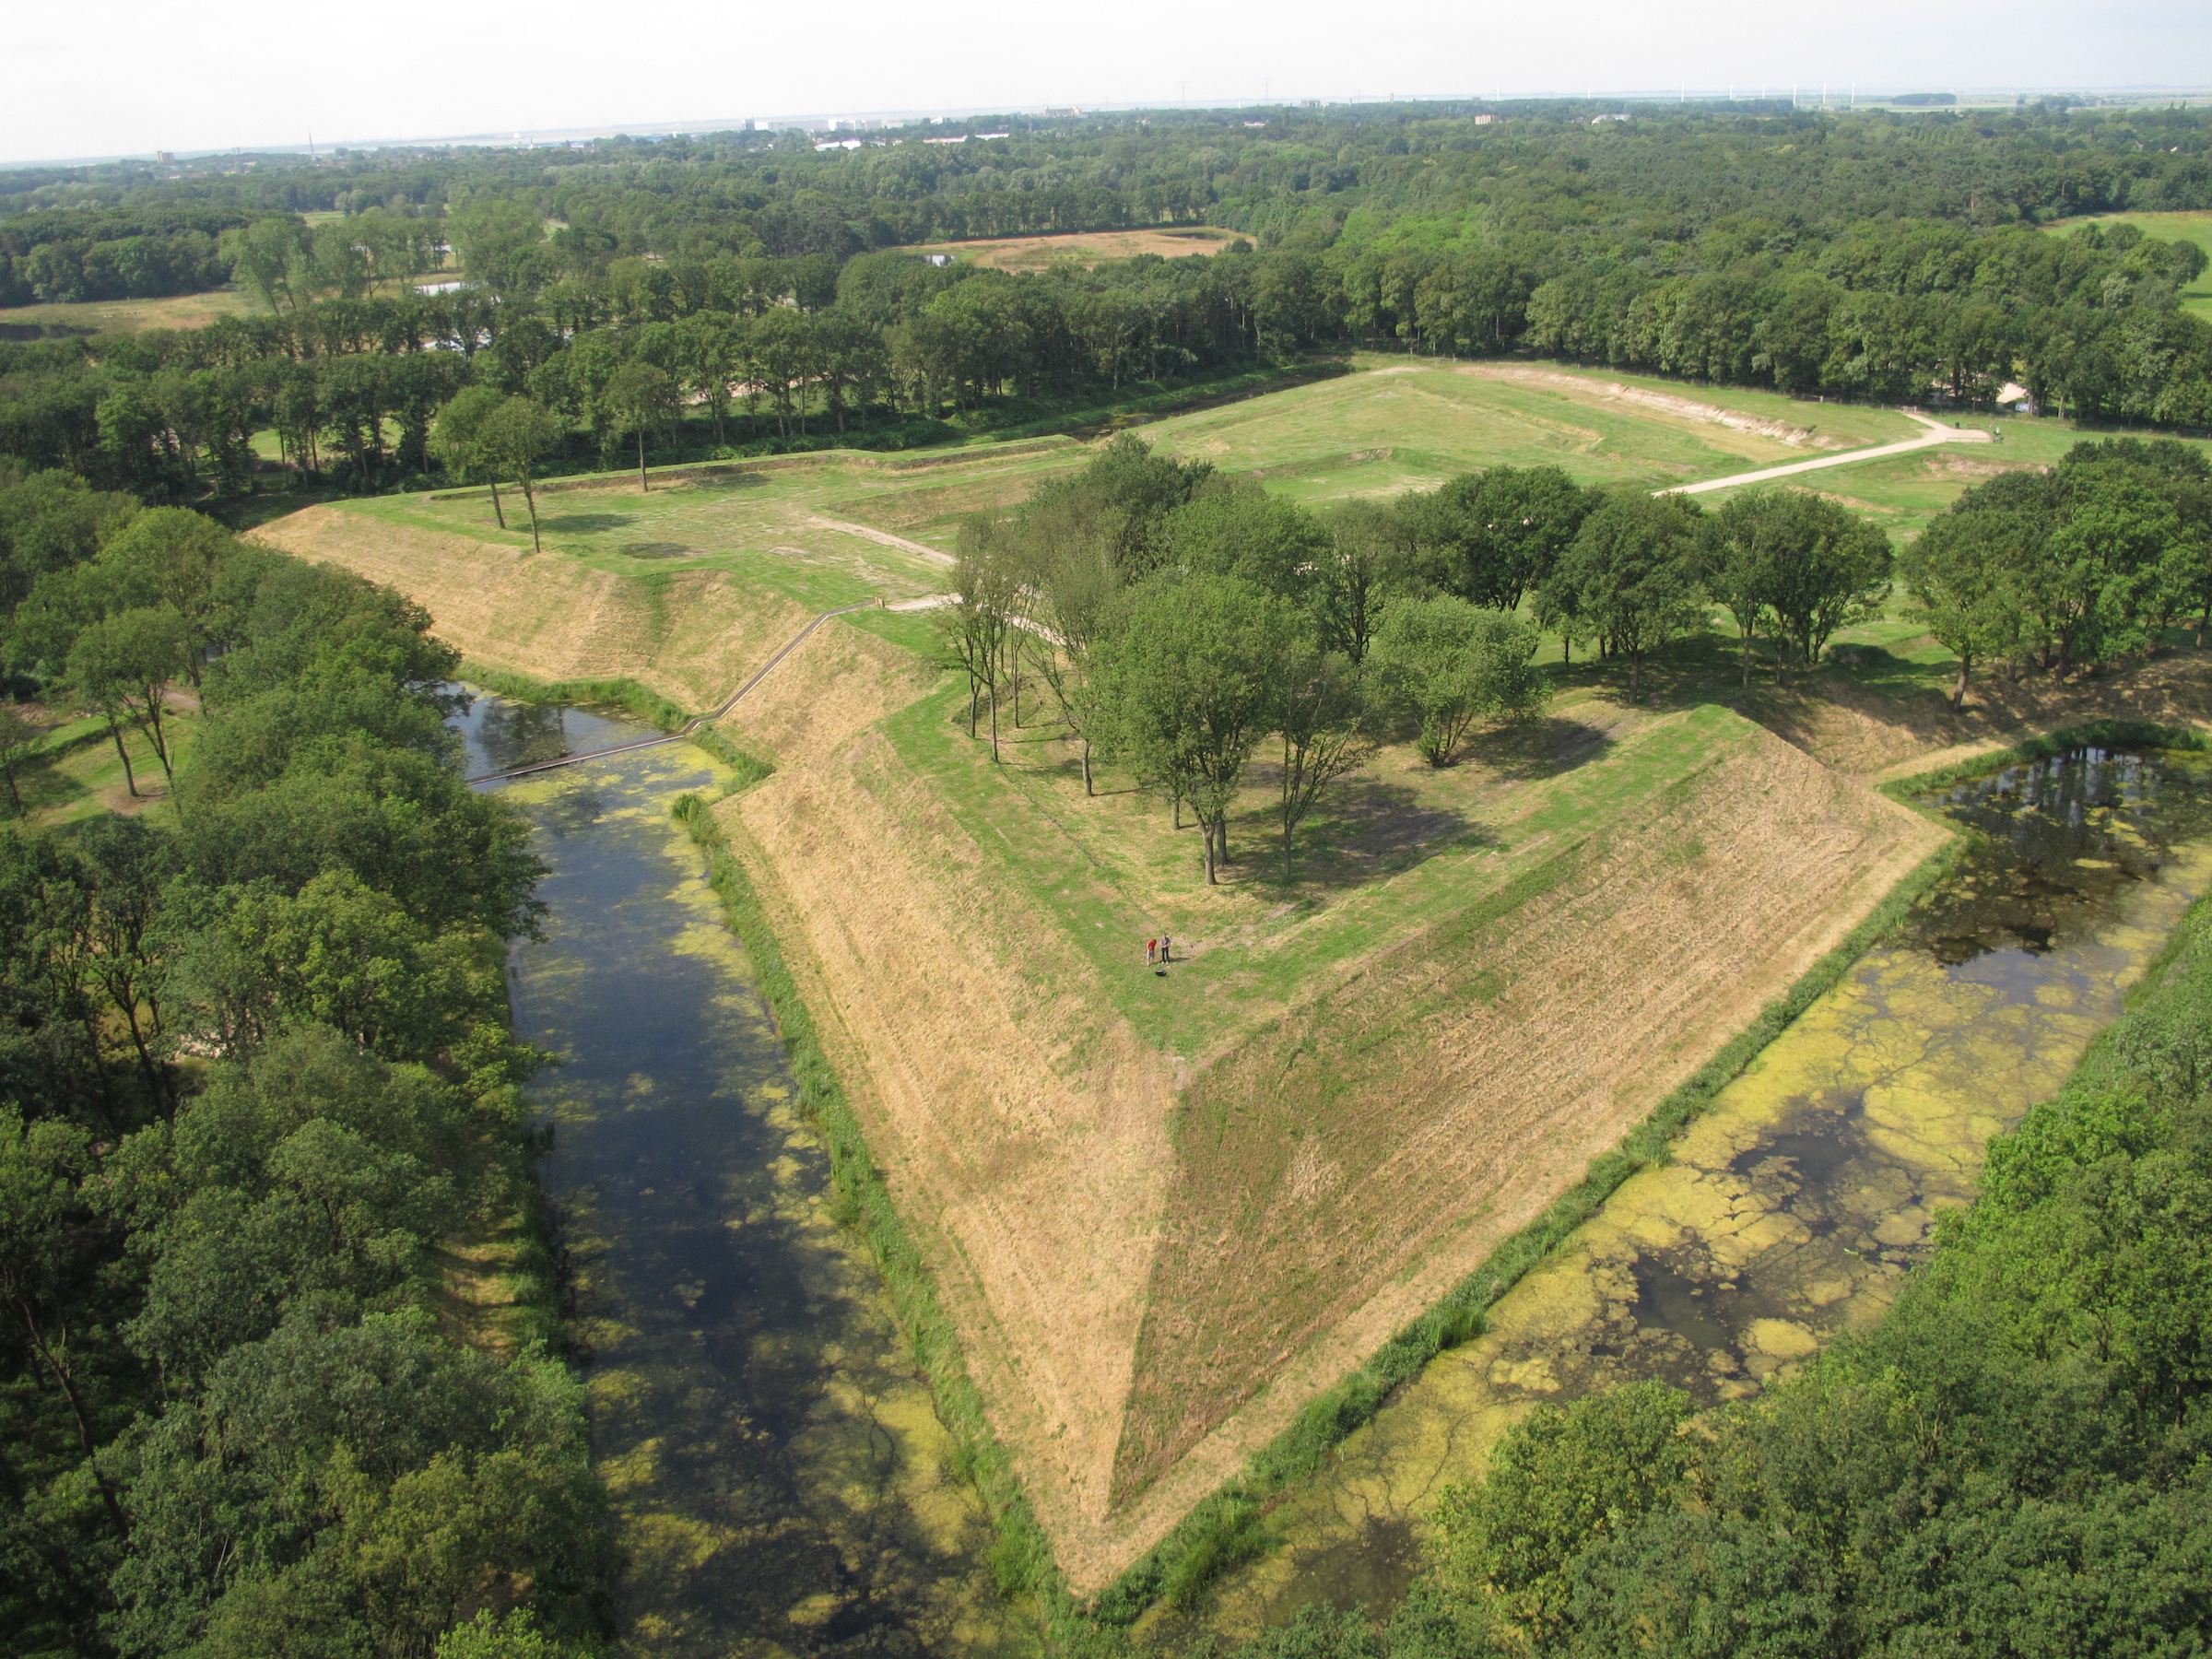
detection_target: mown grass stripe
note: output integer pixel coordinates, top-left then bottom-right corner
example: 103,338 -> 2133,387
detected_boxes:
1088,827 -> 1966,1623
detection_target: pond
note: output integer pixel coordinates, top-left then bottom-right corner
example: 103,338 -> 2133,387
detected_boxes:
455,690 -> 1031,1658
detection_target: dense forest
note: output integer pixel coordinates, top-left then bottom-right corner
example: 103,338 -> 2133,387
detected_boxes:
3,100 -> 2212,499
0,476 -> 606,1656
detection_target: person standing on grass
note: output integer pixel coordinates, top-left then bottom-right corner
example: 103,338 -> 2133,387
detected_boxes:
1147,937 -> 1158,965
1159,935 -> 1171,964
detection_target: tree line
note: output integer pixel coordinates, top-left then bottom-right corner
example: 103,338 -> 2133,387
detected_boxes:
0,470 -> 609,1658
0,207 -> 261,309
6,103 -> 2212,500
939,432 -> 2212,886
1236,877 -> 2212,1659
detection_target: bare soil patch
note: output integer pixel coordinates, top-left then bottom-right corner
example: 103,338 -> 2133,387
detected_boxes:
888,228 -> 1239,271
1457,364 -> 1841,448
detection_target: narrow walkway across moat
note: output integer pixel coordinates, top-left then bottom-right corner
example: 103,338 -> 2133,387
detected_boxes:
454,691 -> 1031,1659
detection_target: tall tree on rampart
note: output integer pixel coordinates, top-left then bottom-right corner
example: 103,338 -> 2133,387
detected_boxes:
1270,646 -> 1372,881
1900,512 -> 2030,709
1543,494 -> 1707,702
477,398 -> 565,555
430,386 -> 510,529
1088,574 -> 1292,883
1369,595 -> 1541,768
597,361 -> 678,493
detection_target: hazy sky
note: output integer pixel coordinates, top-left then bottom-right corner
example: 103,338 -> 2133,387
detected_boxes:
7,0 -> 2208,162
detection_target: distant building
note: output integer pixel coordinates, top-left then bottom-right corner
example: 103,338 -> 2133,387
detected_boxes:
924,253 -> 955,266
1472,114 -> 1498,125
155,149 -> 174,162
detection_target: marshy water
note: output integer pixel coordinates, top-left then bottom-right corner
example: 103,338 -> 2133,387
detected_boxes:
1191,743 -> 2212,1641
455,692 -> 1029,1658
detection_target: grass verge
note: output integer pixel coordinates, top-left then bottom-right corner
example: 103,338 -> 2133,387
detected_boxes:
1089,828 -> 1969,1623
457,661 -> 693,732
685,724 -> 776,788
667,794 -> 1079,1646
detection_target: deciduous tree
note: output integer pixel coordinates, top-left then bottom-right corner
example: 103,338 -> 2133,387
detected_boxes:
1370,596 -> 1542,767
597,360 -> 678,492
1544,493 -> 1707,701
477,397 -> 566,554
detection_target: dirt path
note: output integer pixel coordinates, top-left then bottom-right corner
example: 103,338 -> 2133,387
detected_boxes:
465,601 -> 882,783
1660,411 -> 1994,496
806,515 -> 958,566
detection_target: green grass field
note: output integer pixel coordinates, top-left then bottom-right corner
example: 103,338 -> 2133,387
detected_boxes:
1695,414 -> 2212,535
2049,209 -> 2212,322
17,709 -> 196,829
342,470 -> 953,612
1124,355 -> 1920,502
0,288 -> 257,335
298,350 -> 2186,595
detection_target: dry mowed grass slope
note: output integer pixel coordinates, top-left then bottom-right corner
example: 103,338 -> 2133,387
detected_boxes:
718,667 -> 1943,1591
253,502 -> 818,708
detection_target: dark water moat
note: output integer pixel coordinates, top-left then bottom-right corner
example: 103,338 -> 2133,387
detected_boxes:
457,692 -> 1029,1658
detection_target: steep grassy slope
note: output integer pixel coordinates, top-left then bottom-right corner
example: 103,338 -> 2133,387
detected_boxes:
720,668 -> 1942,1590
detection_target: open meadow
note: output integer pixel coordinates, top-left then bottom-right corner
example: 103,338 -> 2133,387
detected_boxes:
0,287 -> 256,335
2049,208 -> 2212,322
253,357 -> 2145,1594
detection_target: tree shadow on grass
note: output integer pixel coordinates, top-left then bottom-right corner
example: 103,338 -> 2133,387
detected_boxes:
1483,715 -> 1617,782
540,512 -> 636,534
11,754 -> 82,818
1232,764 -> 1488,892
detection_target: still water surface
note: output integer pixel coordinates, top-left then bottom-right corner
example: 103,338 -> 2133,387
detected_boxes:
456,692 -> 1029,1658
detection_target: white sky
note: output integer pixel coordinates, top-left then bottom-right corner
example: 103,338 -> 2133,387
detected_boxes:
6,0 -> 2208,164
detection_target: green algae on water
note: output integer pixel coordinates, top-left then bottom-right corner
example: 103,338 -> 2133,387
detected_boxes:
1183,746 -> 2212,1642
464,694 -> 1033,1658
